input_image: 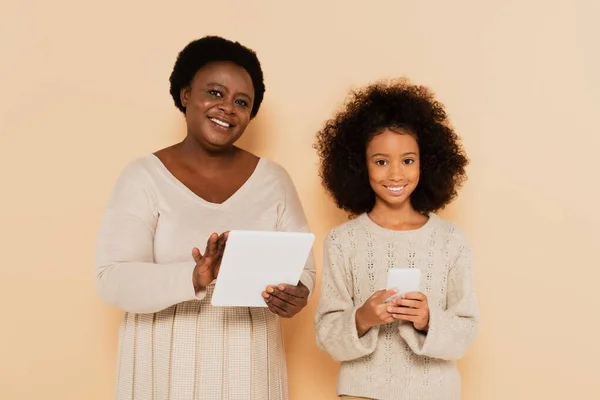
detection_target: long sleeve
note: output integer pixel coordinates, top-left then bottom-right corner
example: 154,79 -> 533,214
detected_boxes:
314,233 -> 380,362
94,162 -> 203,314
276,169 -> 316,294
398,234 -> 479,360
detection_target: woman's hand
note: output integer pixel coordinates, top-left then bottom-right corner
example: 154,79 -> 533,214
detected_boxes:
262,281 -> 309,318
355,288 -> 399,336
192,232 -> 228,292
388,292 -> 430,332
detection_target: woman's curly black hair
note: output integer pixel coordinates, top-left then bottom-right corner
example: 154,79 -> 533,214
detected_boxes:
315,78 -> 468,217
169,36 -> 265,119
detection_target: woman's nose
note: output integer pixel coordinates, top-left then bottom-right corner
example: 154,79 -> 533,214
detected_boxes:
218,98 -> 234,113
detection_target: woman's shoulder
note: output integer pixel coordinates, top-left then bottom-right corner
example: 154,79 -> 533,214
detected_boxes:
105,155 -> 168,199
257,157 -> 290,178
114,154 -> 159,183
253,157 -> 299,191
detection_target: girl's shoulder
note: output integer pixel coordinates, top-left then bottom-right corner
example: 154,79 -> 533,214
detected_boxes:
429,214 -> 472,250
323,215 -> 365,250
327,214 -> 365,234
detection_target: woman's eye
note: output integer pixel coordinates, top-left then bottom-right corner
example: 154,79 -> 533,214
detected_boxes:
208,90 -> 223,97
235,99 -> 248,107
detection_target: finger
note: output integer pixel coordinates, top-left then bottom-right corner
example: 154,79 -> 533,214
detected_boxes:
403,292 -> 427,301
373,307 -> 395,324
265,301 -> 281,315
213,255 -> 223,278
268,303 -> 289,318
204,232 -> 219,252
214,233 -> 228,265
375,304 -> 393,318
192,247 -> 202,263
265,291 -> 292,309
275,282 -> 308,299
265,285 -> 276,295
392,314 -> 419,322
387,306 -> 420,315
216,233 -> 227,256
262,289 -> 290,304
378,288 -> 399,301
265,292 -> 299,314
268,287 -> 302,306
204,233 -> 219,257
392,299 -> 422,308
265,298 -> 291,317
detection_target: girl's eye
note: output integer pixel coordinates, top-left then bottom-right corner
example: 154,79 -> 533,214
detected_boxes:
235,99 -> 249,107
375,159 -> 388,166
208,90 -> 223,97
403,159 -> 415,165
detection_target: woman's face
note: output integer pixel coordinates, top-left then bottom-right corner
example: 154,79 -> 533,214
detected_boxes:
180,61 -> 255,152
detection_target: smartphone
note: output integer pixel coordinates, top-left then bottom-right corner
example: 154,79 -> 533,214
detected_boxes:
385,268 -> 421,302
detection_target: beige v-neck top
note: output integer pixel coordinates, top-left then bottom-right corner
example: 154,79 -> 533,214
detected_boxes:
95,154 -> 316,400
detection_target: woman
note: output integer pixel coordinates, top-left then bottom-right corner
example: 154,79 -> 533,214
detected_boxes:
95,36 -> 315,400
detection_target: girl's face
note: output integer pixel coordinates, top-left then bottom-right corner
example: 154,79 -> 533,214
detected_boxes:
366,128 -> 420,209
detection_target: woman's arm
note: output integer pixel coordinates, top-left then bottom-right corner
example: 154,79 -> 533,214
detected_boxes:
95,162 -> 204,314
275,169 -> 316,293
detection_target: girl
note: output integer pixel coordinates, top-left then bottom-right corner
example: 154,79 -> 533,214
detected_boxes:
314,79 -> 479,400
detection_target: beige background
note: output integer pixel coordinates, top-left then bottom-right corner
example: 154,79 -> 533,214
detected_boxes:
1,0 -> 599,399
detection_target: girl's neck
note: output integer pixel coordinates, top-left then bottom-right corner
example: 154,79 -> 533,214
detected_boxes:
368,199 -> 429,231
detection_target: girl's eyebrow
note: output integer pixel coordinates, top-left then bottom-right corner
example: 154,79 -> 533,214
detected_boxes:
370,151 -> 418,158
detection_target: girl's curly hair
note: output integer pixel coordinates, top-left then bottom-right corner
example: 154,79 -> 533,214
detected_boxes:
315,78 -> 468,216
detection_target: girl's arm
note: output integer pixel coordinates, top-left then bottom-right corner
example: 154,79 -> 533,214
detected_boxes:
314,233 -> 380,361
398,234 -> 479,360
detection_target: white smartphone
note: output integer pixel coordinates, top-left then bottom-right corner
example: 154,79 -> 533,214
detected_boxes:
385,268 -> 421,302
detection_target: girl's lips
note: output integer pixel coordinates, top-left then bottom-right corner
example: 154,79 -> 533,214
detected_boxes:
384,185 -> 406,196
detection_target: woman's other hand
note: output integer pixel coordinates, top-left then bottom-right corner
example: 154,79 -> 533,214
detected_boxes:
262,281 -> 310,318
192,231 -> 228,292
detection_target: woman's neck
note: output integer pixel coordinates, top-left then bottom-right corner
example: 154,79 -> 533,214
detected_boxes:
177,136 -> 241,171
368,199 -> 429,231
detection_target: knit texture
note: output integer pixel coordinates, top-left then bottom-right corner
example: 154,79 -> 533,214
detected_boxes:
95,154 -> 315,400
315,213 -> 478,400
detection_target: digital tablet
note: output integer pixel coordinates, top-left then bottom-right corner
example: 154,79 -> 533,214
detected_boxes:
211,230 -> 315,307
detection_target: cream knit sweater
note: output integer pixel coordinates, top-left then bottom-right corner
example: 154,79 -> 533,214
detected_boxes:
315,213 -> 479,400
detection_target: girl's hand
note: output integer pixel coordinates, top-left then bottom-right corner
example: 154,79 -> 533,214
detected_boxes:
192,231 -> 228,291
388,292 -> 430,331
355,288 -> 399,337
